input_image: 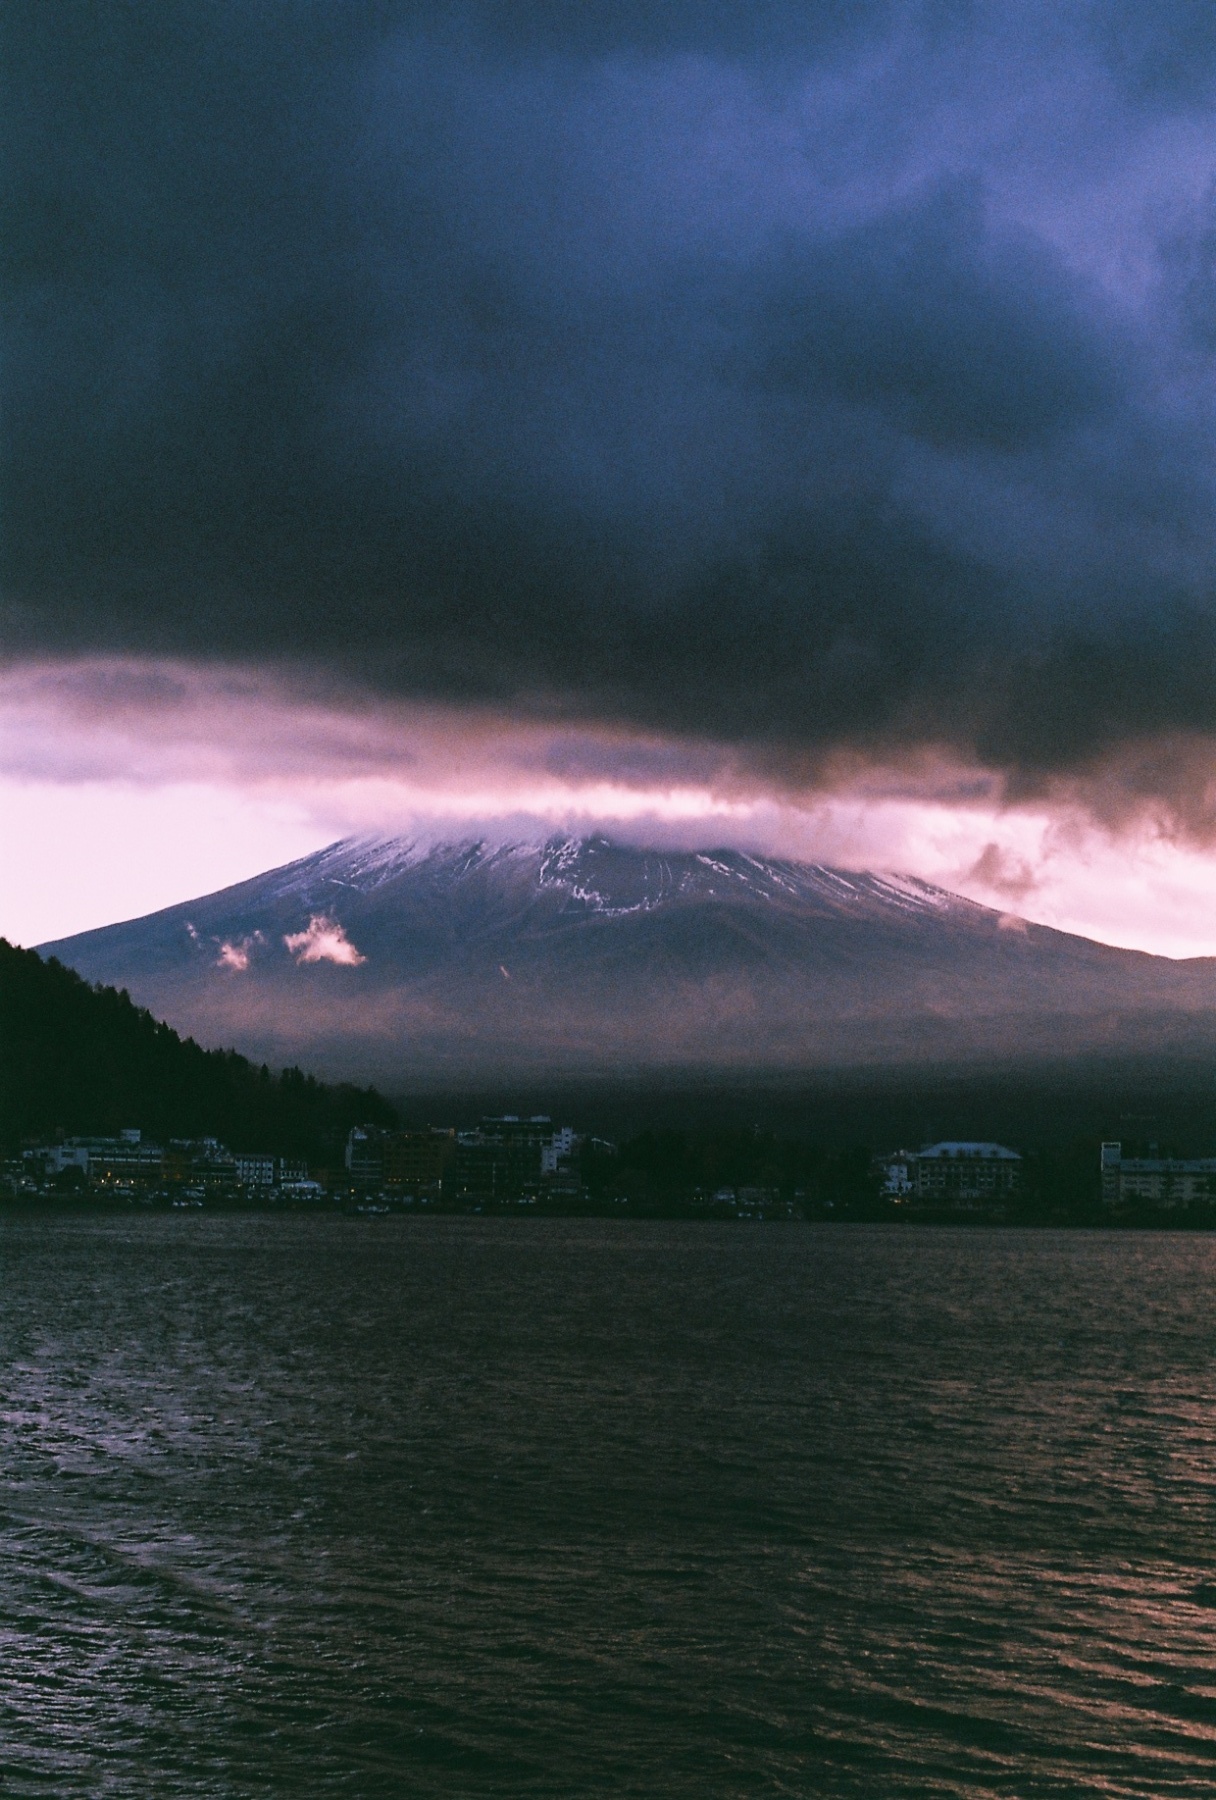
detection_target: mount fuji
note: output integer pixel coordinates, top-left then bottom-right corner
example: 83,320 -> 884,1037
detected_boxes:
36,835 -> 1216,1087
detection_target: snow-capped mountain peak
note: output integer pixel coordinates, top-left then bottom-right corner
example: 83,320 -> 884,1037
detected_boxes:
39,833 -> 1216,1087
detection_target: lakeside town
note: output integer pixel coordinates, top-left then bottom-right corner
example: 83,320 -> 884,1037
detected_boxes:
7,1116 -> 1216,1221
11,935 -> 1216,1225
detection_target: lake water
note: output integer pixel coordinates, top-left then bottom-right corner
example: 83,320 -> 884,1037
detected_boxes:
2,1217 -> 1215,1796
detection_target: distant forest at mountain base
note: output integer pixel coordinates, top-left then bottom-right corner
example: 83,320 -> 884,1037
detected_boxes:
0,940 -> 396,1160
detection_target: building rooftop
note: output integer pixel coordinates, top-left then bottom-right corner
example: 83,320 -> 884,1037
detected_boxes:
919,1141 -> 1021,1160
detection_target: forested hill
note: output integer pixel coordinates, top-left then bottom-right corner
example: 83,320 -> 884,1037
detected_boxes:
0,939 -> 397,1157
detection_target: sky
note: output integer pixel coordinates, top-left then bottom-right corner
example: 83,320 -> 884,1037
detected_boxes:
9,3 -> 1216,955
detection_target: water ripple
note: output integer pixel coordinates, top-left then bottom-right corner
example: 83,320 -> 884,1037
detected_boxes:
1,1220 -> 1216,1794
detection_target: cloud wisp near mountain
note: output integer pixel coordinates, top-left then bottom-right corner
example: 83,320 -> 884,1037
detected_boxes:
39,836 -> 1216,1088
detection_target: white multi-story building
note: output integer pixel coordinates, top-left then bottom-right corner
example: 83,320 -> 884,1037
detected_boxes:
874,1150 -> 917,1196
875,1141 -> 1021,1202
234,1153 -> 276,1187
1101,1142 -> 1216,1206
541,1126 -> 577,1174
914,1142 -> 1021,1199
31,1129 -> 164,1182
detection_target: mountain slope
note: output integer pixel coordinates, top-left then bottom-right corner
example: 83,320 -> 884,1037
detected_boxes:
37,835 -> 1216,1086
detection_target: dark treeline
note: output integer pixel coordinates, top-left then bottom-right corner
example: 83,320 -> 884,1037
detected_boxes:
582,1128 -> 866,1211
0,941 -> 396,1161
397,1064 -> 1216,1157
579,1127 -> 1108,1220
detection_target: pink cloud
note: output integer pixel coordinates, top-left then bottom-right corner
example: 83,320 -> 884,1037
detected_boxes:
283,915 -> 367,967
10,654 -> 1216,959
966,841 -> 1038,903
215,932 -> 263,971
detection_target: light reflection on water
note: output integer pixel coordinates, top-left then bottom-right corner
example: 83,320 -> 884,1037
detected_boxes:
1,1217 -> 1215,1795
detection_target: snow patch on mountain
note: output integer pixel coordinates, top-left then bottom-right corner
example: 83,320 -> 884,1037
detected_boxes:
248,833 -> 995,928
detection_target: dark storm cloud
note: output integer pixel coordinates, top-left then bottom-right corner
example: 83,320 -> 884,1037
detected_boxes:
7,1 -> 1216,788
754,181 -> 1119,449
